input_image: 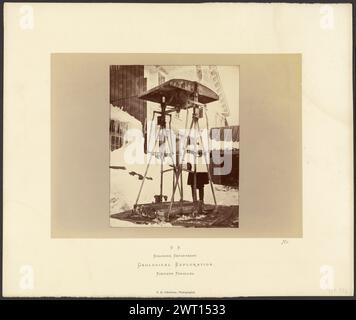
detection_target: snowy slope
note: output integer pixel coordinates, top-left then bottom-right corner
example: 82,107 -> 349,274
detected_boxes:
111,104 -> 142,130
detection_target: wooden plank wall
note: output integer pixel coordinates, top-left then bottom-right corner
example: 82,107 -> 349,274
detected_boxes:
110,65 -> 147,126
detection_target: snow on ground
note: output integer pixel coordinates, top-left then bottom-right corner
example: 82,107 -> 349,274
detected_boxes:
211,140 -> 239,150
110,218 -> 174,227
110,145 -> 180,214
110,144 -> 239,215
209,185 -> 239,206
111,104 -> 142,130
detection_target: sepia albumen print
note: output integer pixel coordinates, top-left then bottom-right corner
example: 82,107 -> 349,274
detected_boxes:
109,65 -> 239,227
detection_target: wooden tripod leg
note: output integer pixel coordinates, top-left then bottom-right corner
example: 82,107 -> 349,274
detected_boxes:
163,127 -> 180,201
196,120 -> 217,207
192,117 -> 198,204
159,127 -> 164,200
166,120 -> 183,197
134,128 -> 159,208
168,119 -> 194,216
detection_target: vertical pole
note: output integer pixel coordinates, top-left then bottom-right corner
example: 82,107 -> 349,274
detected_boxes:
192,87 -> 199,206
168,118 -> 194,216
192,107 -> 197,203
159,98 -> 166,202
180,109 -> 189,207
167,115 -> 176,203
160,129 -> 182,202
196,120 -> 217,207
172,167 -> 175,203
134,129 -> 160,207
180,141 -> 183,202
134,111 -> 157,207
163,125 -> 179,203
159,127 -> 164,201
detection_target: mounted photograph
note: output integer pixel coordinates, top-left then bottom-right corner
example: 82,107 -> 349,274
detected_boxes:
109,65 -> 239,227
5,1 -> 353,299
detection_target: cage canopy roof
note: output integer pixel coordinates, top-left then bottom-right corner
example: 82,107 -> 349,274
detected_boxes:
138,79 -> 219,108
